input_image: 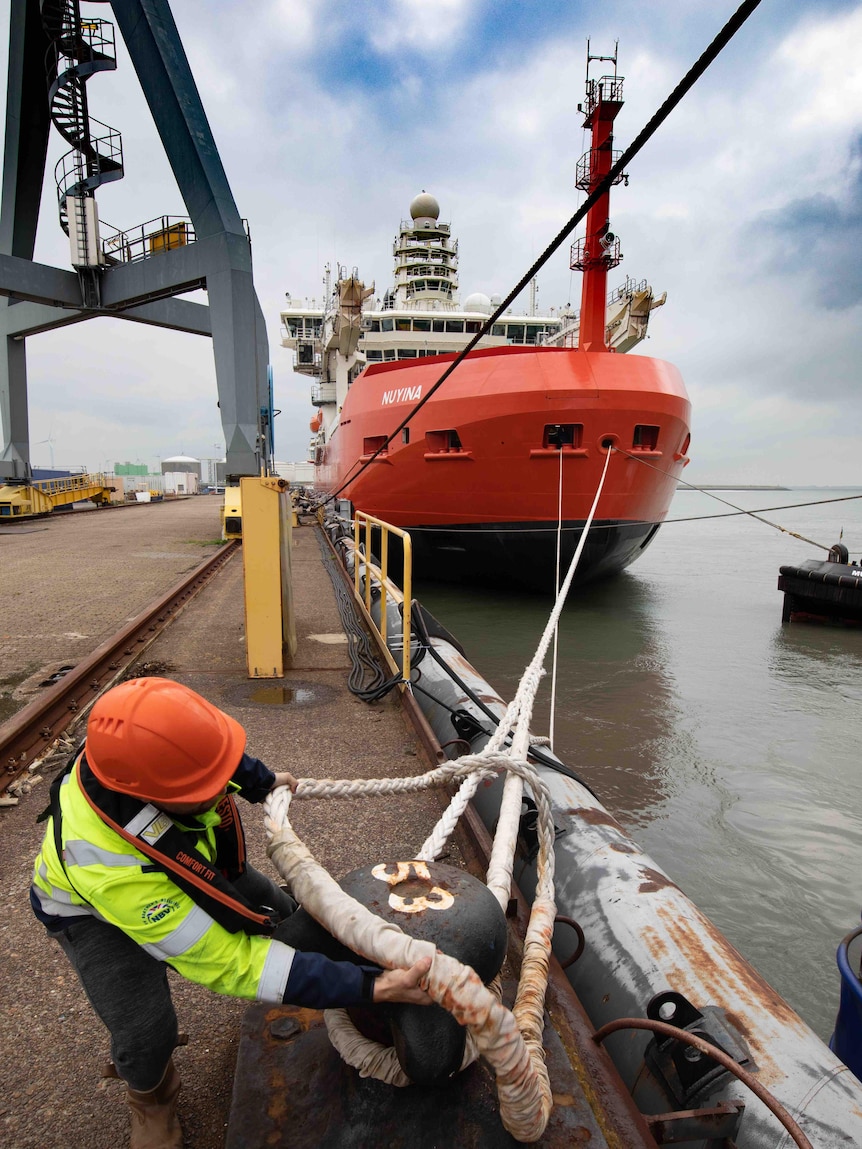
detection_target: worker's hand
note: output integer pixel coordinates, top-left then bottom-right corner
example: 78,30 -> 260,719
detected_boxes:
271,771 -> 299,793
372,957 -> 433,1005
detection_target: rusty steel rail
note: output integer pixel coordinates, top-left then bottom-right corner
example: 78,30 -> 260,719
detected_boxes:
0,541 -> 239,796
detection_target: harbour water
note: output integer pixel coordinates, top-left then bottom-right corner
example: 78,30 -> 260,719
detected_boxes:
414,488 -> 862,1043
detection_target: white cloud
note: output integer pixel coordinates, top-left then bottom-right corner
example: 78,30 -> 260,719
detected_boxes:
368,0 -> 478,55
780,7 -> 862,133
269,0 -> 321,52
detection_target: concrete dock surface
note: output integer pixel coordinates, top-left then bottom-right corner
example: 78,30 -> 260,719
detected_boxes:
0,498 -> 459,1149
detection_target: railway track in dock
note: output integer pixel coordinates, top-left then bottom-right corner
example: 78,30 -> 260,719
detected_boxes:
0,540 -> 239,801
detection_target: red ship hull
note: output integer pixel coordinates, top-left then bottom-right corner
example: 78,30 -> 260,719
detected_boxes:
317,345 -> 691,591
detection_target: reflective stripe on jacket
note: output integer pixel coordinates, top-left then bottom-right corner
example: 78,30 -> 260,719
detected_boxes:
32,764 -> 295,1002
32,755 -> 375,1009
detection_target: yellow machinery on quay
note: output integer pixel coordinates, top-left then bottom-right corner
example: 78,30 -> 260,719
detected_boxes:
0,473 -> 114,519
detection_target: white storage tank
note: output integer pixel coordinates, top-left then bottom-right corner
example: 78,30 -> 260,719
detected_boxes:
161,454 -> 201,479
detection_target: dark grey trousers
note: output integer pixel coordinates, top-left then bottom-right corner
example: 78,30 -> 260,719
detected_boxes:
53,865 -> 296,1090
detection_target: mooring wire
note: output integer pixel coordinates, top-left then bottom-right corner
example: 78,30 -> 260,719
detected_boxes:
661,492 -> 862,529
616,448 -> 836,552
322,0 -> 765,506
391,493 -> 862,536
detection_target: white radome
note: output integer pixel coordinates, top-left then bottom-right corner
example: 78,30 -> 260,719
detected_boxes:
410,192 -> 440,221
463,292 -> 492,314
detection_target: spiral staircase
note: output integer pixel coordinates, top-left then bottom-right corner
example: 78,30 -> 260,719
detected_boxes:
41,0 -> 123,276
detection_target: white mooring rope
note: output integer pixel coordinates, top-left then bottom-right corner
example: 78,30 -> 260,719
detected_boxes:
263,451 -> 615,1143
549,439 -> 565,750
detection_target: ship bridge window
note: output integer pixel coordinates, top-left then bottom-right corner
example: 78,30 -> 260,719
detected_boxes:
366,350 -> 383,361
633,425 -> 660,450
369,320 -> 381,331
465,320 -> 481,334
526,325 -> 544,344
362,435 -> 388,457
491,324 -> 506,336
543,424 -> 583,449
426,429 -> 463,452
506,324 -> 525,343
433,320 -> 446,332
384,349 -> 396,361
445,320 -> 465,333
413,319 -> 432,331
397,349 -> 418,359
396,318 -> 411,331
381,317 -> 394,332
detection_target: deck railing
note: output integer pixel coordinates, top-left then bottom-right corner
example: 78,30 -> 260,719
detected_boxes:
353,511 -> 413,685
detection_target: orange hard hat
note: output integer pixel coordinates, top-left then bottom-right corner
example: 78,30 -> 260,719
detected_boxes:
85,677 -> 247,804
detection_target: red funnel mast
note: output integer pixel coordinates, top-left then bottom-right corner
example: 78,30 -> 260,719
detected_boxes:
572,44 -> 627,352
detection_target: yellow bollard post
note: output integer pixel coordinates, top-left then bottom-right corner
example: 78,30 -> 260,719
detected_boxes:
240,476 -> 297,677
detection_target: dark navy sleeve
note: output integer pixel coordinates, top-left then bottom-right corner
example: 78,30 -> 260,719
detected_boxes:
283,951 -> 381,1009
232,752 -> 276,804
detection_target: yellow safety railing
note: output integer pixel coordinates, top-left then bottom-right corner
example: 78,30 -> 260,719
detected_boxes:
31,472 -> 107,495
353,511 -> 412,686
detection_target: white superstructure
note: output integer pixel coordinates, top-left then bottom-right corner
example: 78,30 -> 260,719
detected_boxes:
280,193 -> 663,462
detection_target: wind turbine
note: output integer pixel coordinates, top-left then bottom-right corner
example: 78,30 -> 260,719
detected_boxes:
35,424 -> 56,469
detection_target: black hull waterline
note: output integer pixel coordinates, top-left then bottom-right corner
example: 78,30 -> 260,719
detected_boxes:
404,519 -> 664,592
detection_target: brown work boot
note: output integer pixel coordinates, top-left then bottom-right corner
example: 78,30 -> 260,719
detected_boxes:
126,1058 -> 183,1149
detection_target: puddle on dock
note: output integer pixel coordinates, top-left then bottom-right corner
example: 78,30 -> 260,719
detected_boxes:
249,685 -> 316,705
225,680 -> 335,709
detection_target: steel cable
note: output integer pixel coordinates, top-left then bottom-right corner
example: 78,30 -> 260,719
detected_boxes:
616,448 -> 837,552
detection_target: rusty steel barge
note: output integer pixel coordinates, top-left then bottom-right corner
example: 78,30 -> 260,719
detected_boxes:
322,516 -> 862,1149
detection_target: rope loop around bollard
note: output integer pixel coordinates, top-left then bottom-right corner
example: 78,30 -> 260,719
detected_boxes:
263,745 -> 560,1143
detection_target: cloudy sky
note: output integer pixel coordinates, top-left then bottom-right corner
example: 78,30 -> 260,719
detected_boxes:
2,0 -> 861,484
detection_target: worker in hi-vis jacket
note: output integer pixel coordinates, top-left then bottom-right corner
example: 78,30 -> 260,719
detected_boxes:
31,677 -> 431,1149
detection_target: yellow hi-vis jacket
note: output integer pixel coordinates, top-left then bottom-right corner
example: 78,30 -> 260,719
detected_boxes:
31,756 -> 372,1008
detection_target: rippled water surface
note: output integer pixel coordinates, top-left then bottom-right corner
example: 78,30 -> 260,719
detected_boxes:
415,488 -> 862,1041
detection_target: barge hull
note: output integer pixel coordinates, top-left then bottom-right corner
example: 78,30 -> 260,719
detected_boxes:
337,525 -> 862,1147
